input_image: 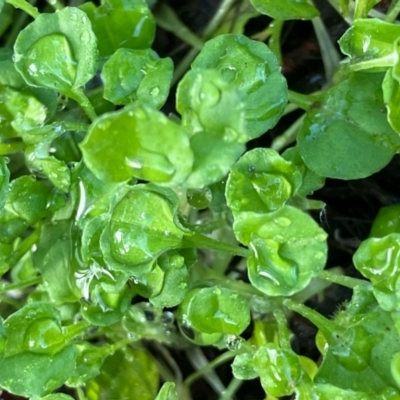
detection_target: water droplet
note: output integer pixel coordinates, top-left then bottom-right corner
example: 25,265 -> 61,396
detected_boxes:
315,233 -> 327,242
28,63 -> 38,75
161,311 -> 174,324
200,82 -> 221,106
81,15 -> 87,23
150,87 -> 160,97
80,31 -> 90,43
274,217 -> 292,227
223,128 -> 238,143
125,157 -> 143,170
70,11 -> 78,20
225,334 -> 244,351
220,65 -> 237,82
315,251 -> 325,259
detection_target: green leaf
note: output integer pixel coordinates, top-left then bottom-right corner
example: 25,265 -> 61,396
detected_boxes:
105,184 -> 185,272
191,34 -> 288,141
253,343 -> 306,397
102,48 -> 173,108
0,302 -> 77,398
79,0 -> 155,61
80,103 -> 193,185
86,347 -> 159,400
0,157 -> 10,210
369,204 -> 400,238
232,352 -> 258,380
66,342 -> 110,386
0,176 -> 56,243
297,72 -> 400,179
14,7 -> 98,97
226,148 -> 302,216
282,146 -> 325,197
383,67 -> 400,134
250,0 -> 319,20
234,206 -> 327,296
177,69 -> 246,141
149,251 -> 188,308
32,221 -> 80,304
155,382 -> 178,400
178,286 -> 250,335
353,233 -> 400,311
0,85 -> 48,140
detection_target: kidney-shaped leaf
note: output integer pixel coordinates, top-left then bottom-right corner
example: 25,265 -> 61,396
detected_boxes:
191,34 -> 287,141
81,103 -> 193,185
102,48 -> 173,108
298,72 -> 400,180
234,206 -> 328,296
226,148 -> 302,216
14,7 -> 97,96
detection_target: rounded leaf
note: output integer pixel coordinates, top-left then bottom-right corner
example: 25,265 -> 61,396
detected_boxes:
102,48 -> 173,107
81,103 -> 193,185
14,7 -> 98,94
369,204 -> 400,238
353,233 -> 400,311
226,148 -> 302,215
191,34 -> 287,141
234,206 -> 328,296
107,184 -> 185,269
178,286 -> 250,335
298,72 -> 400,179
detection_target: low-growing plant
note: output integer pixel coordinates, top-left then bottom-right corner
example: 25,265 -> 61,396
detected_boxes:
1,0 -> 400,399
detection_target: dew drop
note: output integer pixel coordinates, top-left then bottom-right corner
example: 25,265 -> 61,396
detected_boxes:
315,233 -> 327,242
80,31 -> 90,43
274,217 -> 292,227
315,251 -> 325,259
150,87 -> 160,97
70,11 -> 78,20
220,65 -> 237,82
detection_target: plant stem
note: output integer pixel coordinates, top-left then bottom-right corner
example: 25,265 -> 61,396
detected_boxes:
317,269 -> 370,289
6,0 -> 39,18
183,350 -> 238,388
219,377 -> 243,400
76,387 -> 88,400
71,89 -> 97,122
182,232 -> 250,258
0,294 -> 22,308
273,308 -> 291,349
271,114 -> 305,151
0,276 -> 42,294
0,142 -> 26,155
288,90 -> 323,111
268,19 -> 284,65
7,227 -> 42,270
386,0 -> 400,22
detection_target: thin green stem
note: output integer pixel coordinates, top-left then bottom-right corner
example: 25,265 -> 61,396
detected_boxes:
268,20 -> 284,65
185,218 -> 227,234
317,269 -> 370,289
182,232 -> 250,258
0,142 -> 26,155
4,8 -> 30,48
6,0 -> 39,18
288,90 -> 322,111
273,308 -> 291,349
46,0 -> 63,10
0,276 -> 42,294
71,89 -> 97,122
271,114 -> 305,152
0,294 -> 22,308
76,387 -> 88,400
219,377 -> 243,400
350,52 -> 395,71
183,350 -> 238,388
7,228 -> 42,270
386,0 -> 400,22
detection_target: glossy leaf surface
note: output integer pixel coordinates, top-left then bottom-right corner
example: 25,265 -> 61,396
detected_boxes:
369,204 -> 400,238
250,0 -> 319,20
178,286 -> 250,335
234,206 -> 327,296
353,233 -> 400,311
226,148 -> 301,215
86,347 -> 159,400
0,157 -> 10,209
81,103 -> 193,185
79,0 -> 155,60
106,184 -> 185,270
298,73 -> 400,179
14,7 -> 97,95
102,48 -> 173,107
155,382 -> 178,400
191,34 -> 288,140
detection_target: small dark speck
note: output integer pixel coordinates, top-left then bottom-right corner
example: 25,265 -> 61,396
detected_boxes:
144,310 -> 156,321
248,165 -> 255,172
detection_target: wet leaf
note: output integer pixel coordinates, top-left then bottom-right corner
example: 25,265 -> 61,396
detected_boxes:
79,0 -> 155,60
191,34 -> 287,141
297,72 -> 400,179
155,382 -> 178,400
102,48 -> 173,107
234,206 -> 328,296
80,103 -> 193,185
